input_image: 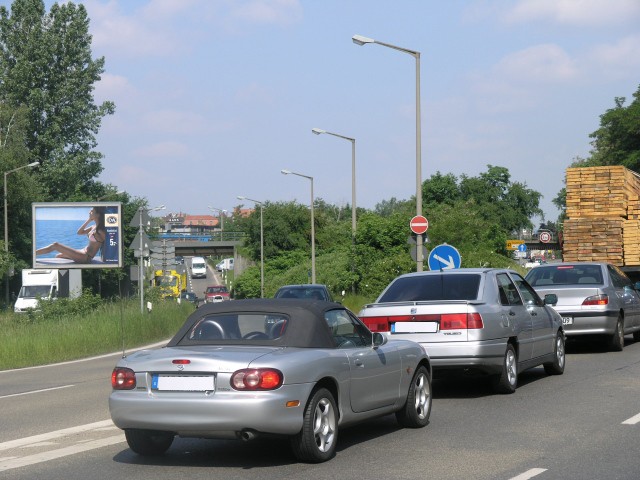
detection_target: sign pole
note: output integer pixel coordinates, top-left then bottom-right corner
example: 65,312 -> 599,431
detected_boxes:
138,207 -> 144,314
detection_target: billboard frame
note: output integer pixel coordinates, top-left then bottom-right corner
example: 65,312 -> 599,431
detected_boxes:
32,202 -> 123,269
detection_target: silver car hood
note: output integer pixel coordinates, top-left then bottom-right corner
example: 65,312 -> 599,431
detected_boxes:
117,345 -> 282,372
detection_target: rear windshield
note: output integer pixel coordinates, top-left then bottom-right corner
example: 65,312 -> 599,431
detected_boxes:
378,274 -> 481,302
207,286 -> 228,293
276,287 -> 327,300
179,313 -> 289,344
525,265 -> 604,286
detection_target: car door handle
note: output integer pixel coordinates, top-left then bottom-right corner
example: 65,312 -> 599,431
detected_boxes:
354,360 -> 364,367
530,311 -> 537,316
509,311 -> 516,316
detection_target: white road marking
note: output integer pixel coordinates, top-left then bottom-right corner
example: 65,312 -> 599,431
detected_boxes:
0,434 -> 125,472
0,420 -> 114,451
622,412 -> 640,425
0,384 -> 75,399
509,468 -> 547,480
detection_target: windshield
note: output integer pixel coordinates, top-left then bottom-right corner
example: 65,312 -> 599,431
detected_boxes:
525,265 -> 604,286
192,262 -> 206,270
155,276 -> 177,287
180,313 -> 289,344
19,285 -> 52,298
378,274 -> 481,302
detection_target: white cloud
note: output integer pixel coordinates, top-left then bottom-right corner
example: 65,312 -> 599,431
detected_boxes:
495,44 -> 578,83
94,73 -> 134,103
587,33 -> 640,79
230,0 -> 302,25
141,110 -> 213,135
505,0 -> 640,26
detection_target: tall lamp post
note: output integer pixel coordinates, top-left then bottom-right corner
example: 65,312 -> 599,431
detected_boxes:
352,34 -> 424,272
4,161 -> 40,304
208,206 -> 227,237
237,196 -> 264,298
281,169 -> 315,284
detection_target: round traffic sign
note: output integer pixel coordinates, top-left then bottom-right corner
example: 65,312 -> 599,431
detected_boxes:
428,243 -> 461,270
410,215 -> 429,235
539,231 -> 552,243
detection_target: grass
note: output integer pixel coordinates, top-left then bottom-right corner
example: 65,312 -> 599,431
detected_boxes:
0,299 -> 195,371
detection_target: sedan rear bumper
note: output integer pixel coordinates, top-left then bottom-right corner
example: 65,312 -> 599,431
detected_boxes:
551,309 -> 619,336
420,338 -> 507,373
109,382 -> 313,438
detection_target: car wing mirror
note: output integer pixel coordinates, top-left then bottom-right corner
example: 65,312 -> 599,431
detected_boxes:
372,332 -> 387,348
544,293 -> 558,305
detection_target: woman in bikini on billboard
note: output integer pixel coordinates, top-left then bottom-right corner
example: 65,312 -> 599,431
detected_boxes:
36,207 -> 107,263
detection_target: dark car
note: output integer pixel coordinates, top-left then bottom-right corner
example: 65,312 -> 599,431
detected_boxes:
274,284 -> 334,302
180,291 -> 199,306
110,299 -> 432,463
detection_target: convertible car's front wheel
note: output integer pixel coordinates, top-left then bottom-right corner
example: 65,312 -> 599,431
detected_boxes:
125,429 -> 174,456
396,365 -> 431,428
290,387 -> 338,463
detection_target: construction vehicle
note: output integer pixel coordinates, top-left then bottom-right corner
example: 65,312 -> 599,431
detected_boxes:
153,268 -> 187,299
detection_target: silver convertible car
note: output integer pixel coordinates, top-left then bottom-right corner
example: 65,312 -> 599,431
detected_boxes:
358,268 -> 565,393
109,299 -> 432,463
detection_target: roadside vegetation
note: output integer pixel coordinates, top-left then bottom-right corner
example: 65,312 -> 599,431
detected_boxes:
0,291 -> 194,370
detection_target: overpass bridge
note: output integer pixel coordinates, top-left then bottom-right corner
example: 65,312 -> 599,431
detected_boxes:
156,232 -> 245,257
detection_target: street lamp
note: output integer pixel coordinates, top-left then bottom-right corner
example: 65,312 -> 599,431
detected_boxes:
237,196 -> 264,298
352,34 -> 424,271
137,204 -> 165,313
281,169 -> 315,284
312,128 -> 356,236
4,161 -> 39,304
207,206 -> 227,234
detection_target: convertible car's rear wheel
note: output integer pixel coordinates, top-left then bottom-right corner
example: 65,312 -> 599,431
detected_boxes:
396,365 -> 431,428
290,387 -> 338,463
493,343 -> 518,394
543,331 -> 565,375
125,429 -> 174,456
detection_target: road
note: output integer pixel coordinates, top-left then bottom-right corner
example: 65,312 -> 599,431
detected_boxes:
2,297 -> 640,478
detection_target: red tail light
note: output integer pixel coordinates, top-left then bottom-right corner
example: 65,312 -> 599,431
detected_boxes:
361,313 -> 483,332
583,294 -> 608,306
111,367 -> 136,390
231,368 -> 283,390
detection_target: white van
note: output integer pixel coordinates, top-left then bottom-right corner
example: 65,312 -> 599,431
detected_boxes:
191,257 -> 207,279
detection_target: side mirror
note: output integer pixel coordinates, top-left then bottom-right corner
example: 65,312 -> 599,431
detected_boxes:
634,282 -> 640,290
373,332 -> 387,347
544,293 -> 558,305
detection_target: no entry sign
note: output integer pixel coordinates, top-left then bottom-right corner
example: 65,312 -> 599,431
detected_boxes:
410,215 -> 429,235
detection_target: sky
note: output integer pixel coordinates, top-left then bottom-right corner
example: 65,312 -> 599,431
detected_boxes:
32,0 -> 640,224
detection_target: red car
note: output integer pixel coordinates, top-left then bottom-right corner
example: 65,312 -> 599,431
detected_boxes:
204,285 -> 230,303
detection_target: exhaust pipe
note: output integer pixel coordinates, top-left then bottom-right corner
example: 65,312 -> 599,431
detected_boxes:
238,429 -> 258,441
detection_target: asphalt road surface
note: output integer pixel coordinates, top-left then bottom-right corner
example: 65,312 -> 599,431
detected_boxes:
2,322 -> 640,479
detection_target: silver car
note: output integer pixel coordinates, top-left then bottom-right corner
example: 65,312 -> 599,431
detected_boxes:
525,262 -> 640,351
358,268 -> 565,393
109,299 -> 432,463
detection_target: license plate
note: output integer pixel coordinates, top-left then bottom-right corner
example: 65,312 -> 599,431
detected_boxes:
392,322 -> 438,333
562,317 -> 573,325
152,375 -> 215,391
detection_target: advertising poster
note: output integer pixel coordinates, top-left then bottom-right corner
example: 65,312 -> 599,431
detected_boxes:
32,202 -> 123,269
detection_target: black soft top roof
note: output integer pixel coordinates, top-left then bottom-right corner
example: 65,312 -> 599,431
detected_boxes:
167,298 -> 344,348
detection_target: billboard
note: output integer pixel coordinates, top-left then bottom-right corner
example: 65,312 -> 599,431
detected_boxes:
32,202 -> 123,269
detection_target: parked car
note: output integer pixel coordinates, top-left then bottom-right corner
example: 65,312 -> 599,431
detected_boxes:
525,262 -> 640,351
204,285 -> 230,303
274,284 -> 334,302
109,299 -> 432,463
358,268 -> 565,393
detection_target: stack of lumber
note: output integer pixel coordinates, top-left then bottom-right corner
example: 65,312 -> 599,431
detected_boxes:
564,166 -> 640,265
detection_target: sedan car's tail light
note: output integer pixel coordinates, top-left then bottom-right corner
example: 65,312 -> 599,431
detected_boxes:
111,367 -> 136,390
362,313 -> 483,331
231,369 -> 283,390
582,294 -> 608,306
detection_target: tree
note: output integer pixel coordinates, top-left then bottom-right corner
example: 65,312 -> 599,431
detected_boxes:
0,0 -> 114,201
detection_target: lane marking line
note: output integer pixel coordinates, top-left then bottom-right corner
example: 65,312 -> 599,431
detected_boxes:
0,420 -> 114,452
0,434 -> 125,472
509,468 -> 547,480
0,384 -> 75,400
622,412 -> 640,425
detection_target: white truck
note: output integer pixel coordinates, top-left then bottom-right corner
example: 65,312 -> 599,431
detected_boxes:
14,269 -> 82,313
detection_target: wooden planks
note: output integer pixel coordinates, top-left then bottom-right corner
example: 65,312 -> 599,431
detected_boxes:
564,166 -> 640,266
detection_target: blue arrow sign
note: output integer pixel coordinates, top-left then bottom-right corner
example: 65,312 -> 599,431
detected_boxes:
518,243 -> 527,252
428,244 -> 462,270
